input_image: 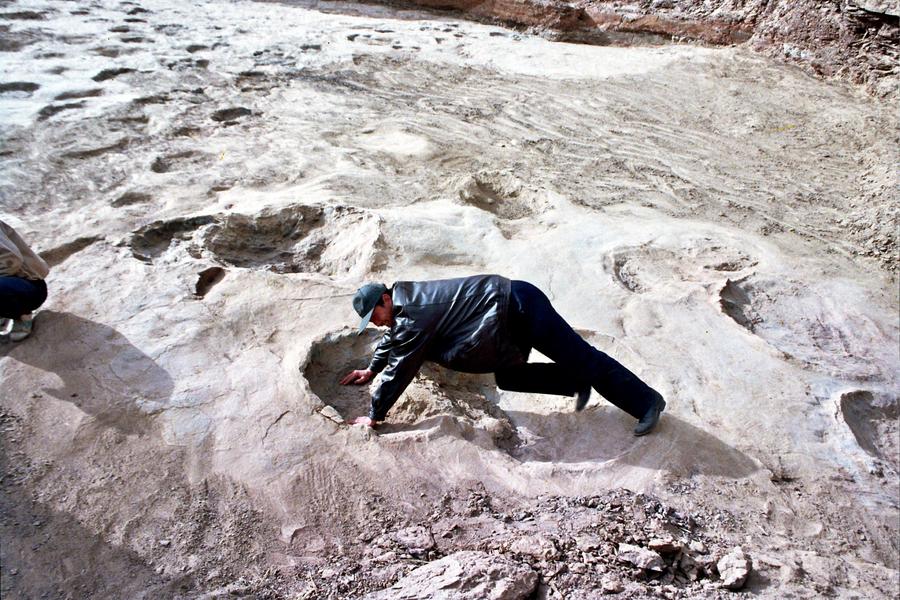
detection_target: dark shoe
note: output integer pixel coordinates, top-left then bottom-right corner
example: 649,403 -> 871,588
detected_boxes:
634,394 -> 666,436
0,318 -> 12,344
574,385 -> 591,412
10,313 -> 33,342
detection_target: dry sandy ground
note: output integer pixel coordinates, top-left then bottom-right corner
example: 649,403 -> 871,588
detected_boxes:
0,0 -> 898,598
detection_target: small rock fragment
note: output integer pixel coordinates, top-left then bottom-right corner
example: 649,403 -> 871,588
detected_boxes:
617,543 -> 665,572
649,537 -> 681,554
391,525 -> 435,554
372,550 -> 397,563
689,540 -> 707,554
601,575 -> 624,593
717,546 -> 751,590
575,534 -> 603,552
509,534 -> 558,560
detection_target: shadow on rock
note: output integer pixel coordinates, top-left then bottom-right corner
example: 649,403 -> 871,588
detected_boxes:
302,329 -> 758,477
506,407 -> 759,477
0,462 -> 184,599
3,311 -> 173,435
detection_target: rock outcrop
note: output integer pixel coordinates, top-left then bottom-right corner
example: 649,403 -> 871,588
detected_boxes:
386,0 -> 900,95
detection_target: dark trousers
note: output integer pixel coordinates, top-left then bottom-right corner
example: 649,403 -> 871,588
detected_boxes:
0,277 -> 47,319
494,280 -> 659,419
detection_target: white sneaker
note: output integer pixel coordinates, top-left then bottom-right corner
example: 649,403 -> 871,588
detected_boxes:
10,313 -> 33,342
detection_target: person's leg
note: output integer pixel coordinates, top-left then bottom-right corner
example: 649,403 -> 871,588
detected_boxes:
495,363 -> 581,396
509,280 -> 659,420
0,277 -> 47,319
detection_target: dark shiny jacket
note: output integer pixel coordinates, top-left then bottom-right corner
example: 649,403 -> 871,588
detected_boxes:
367,274 -> 524,421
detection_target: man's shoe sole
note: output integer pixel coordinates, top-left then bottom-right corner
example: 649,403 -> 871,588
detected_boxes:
634,396 -> 666,436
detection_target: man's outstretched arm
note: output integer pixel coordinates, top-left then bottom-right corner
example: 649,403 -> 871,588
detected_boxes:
368,329 -> 430,422
339,329 -> 394,386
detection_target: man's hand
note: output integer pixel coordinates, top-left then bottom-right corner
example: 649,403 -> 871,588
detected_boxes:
350,416 -> 376,428
340,369 -> 375,386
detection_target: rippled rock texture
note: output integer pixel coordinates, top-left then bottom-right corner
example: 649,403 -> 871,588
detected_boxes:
0,0 -> 897,598
387,0 -> 900,96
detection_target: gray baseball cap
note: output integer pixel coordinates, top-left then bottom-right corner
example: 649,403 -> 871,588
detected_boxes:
352,283 -> 388,334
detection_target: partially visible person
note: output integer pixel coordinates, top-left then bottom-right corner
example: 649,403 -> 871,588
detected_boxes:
0,220 -> 49,342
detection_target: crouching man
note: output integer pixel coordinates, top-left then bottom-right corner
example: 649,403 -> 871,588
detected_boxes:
340,274 -> 665,435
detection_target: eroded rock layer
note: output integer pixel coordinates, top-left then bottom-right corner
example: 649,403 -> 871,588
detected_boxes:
373,0 -> 900,95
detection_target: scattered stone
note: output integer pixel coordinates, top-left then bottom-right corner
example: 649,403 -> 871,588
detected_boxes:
372,550 -> 396,563
570,562 -> 588,574
509,534 -> 558,560
717,547 -> 751,590
575,534 -> 603,552
689,540 -> 707,554
319,405 -> 344,424
159,539 -> 171,547
649,537 -> 681,554
391,525 -> 435,554
679,553 -> 700,581
601,575 -> 624,593
365,551 -> 537,599
616,543 -> 665,572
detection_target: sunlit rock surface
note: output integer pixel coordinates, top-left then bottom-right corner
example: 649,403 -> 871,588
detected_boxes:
0,0 -> 897,598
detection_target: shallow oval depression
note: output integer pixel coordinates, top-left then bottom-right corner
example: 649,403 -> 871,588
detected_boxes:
301,329 -> 518,451
128,203 -> 383,276
455,172 -> 549,221
838,390 -> 899,476
717,276 -> 895,381
606,238 -> 757,294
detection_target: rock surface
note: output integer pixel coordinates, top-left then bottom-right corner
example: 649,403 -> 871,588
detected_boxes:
617,543 -> 666,572
717,546 -> 752,590
365,550 -> 538,599
390,0 -> 900,97
0,0 -> 897,599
